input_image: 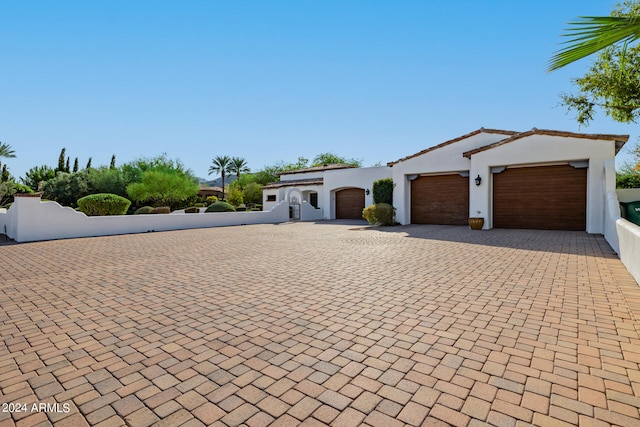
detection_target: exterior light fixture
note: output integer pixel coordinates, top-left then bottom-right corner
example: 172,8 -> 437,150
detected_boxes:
475,175 -> 482,186
365,189 -> 370,195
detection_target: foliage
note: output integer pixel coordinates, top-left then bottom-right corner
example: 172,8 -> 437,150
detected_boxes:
209,155 -> 233,200
1,165 -> 8,182
0,142 -> 16,159
134,206 -> 155,215
42,171 -> 92,207
206,195 -> 218,204
549,1 -> 640,71
0,181 -> 15,207
151,206 -> 171,214
126,170 -> 199,207
312,152 -> 362,167
73,158 -> 79,173
22,165 -> 56,191
617,173 -> 640,188
205,201 -> 236,212
242,182 -> 263,205
230,157 -> 250,179
372,178 -> 394,204
362,203 -> 395,226
561,44 -> 640,124
558,2 -> 640,124
227,186 -> 244,207
88,167 -> 129,197
57,148 -> 66,172
77,193 -> 131,216
110,154 -> 116,169
86,157 -> 92,169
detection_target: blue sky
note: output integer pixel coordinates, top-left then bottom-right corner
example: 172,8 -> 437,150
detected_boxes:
1,0 -> 636,181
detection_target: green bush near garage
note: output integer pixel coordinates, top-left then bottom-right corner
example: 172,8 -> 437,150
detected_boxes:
362,203 -> 395,226
77,193 -> 131,216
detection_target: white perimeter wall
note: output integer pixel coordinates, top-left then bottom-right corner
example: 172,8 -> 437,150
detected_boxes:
1,195 -> 290,243
323,166 -> 392,219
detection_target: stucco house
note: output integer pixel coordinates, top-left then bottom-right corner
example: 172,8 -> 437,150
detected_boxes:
264,128 -> 628,232
262,164 -> 391,220
390,128 -> 628,232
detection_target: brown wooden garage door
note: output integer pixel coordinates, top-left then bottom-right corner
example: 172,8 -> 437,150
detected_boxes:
411,174 -> 469,225
493,164 -> 587,230
336,188 -> 365,219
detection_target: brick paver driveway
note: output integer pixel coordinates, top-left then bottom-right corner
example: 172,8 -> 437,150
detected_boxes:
1,222 -> 640,427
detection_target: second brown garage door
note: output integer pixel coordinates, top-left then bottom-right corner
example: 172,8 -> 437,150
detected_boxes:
411,174 -> 469,225
336,188 -> 365,219
493,164 -> 587,230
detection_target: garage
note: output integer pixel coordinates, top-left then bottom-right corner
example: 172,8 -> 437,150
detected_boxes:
493,164 -> 587,230
335,188 -> 365,219
411,174 -> 469,225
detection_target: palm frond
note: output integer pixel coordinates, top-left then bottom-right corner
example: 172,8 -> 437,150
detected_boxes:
548,16 -> 640,72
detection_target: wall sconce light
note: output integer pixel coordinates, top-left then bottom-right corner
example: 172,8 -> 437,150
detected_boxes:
474,175 -> 482,186
365,189 -> 370,195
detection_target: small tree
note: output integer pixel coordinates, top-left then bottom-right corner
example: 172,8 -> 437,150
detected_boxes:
372,178 -> 394,205
126,170 -> 199,207
57,148 -> 66,173
242,182 -> 263,205
21,165 -> 56,191
110,154 -> 116,170
73,157 -> 79,173
85,157 -> 92,170
227,186 -> 244,207
312,153 -> 362,167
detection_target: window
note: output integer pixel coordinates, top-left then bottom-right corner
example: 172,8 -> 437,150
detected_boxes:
267,195 -> 276,202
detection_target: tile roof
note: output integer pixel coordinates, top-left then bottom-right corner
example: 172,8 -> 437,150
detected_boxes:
387,128 -> 517,166
277,164 -> 356,175
462,128 -> 630,158
261,178 -> 324,189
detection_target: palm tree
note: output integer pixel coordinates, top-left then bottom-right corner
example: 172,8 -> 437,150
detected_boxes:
0,142 -> 16,159
230,157 -> 250,180
208,155 -> 232,200
549,16 -> 640,71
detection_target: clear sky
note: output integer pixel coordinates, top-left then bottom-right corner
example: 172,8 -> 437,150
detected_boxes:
1,0 -> 636,181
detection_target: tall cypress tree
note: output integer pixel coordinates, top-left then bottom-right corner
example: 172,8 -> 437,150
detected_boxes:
65,157 -> 70,173
73,157 -> 79,173
57,148 -> 66,172
85,157 -> 92,170
110,154 -> 116,170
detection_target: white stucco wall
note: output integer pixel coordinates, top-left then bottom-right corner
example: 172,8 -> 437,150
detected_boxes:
392,131 -> 513,224
323,166 -> 392,219
468,135 -> 614,233
617,188 -> 640,203
3,196 -> 290,243
280,171 -> 324,181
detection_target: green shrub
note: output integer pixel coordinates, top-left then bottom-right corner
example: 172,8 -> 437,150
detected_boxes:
228,187 -> 244,207
372,178 -> 394,204
617,173 -> 640,189
152,206 -> 171,214
205,201 -> 236,212
362,203 -> 395,225
77,193 -> 131,216
206,195 -> 218,204
134,206 -> 155,215
185,206 -> 200,213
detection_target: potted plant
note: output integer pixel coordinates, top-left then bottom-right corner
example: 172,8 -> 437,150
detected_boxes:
468,211 -> 484,230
